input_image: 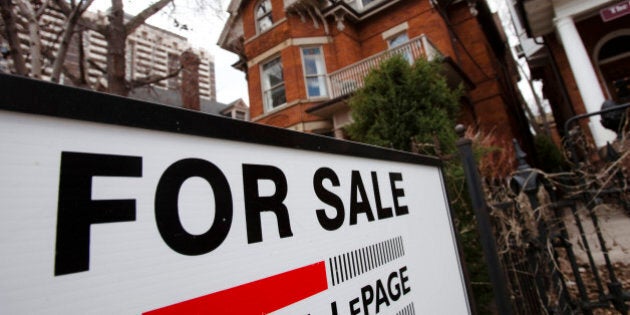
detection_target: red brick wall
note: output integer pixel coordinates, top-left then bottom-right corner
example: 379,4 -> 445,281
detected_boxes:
247,63 -> 263,118
328,24 -> 361,70
239,0 -> 525,143
446,2 -> 525,141
282,46 -> 303,101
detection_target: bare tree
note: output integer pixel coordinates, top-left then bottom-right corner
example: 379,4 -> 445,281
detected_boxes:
50,0 -> 94,82
0,0 -> 29,75
1,0 -> 95,80
1,0 -> 220,96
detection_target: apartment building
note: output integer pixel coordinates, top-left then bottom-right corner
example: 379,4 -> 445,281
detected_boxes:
218,0 -> 531,146
514,0 -> 629,147
10,7 -> 216,102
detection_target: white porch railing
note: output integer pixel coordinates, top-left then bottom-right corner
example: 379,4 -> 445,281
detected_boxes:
328,35 -> 442,99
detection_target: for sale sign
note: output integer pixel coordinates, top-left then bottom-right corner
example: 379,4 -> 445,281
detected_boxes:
0,75 -> 471,314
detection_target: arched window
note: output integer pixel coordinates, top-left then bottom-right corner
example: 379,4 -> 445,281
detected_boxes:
256,0 -> 273,33
597,34 -> 630,104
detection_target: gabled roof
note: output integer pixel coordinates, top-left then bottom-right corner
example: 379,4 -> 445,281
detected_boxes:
220,98 -> 249,115
129,86 -> 229,115
217,0 -> 245,53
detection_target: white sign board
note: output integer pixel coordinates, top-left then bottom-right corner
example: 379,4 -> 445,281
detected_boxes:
0,75 -> 471,314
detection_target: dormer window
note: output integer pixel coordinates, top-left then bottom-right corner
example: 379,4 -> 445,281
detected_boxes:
256,0 -> 273,33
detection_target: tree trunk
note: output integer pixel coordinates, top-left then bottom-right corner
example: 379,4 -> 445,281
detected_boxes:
51,0 -> 94,82
15,0 -> 42,78
106,0 -> 128,95
0,0 -> 28,75
125,0 -> 173,36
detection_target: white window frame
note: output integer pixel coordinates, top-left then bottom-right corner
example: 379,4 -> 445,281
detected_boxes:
386,32 -> 412,63
348,0 -> 383,10
300,46 -> 329,99
387,32 -> 409,48
261,56 -> 286,112
255,0 -> 273,34
362,0 -> 377,7
235,110 -> 247,120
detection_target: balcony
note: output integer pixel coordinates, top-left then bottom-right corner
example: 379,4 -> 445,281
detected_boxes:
328,35 -> 442,99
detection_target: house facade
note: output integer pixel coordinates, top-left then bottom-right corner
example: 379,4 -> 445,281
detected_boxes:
221,99 -> 251,120
515,0 -> 629,147
219,0 -> 530,145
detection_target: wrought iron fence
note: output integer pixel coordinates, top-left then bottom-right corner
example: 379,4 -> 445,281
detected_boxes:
457,103 -> 630,314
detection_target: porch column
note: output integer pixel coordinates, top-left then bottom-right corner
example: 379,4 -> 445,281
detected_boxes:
554,16 -> 616,147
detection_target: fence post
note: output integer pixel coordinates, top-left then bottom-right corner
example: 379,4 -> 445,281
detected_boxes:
455,125 -> 514,315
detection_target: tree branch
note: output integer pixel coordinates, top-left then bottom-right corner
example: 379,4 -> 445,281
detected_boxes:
53,0 -> 106,34
15,0 -> 43,78
51,0 -> 94,82
129,66 -> 182,89
35,0 -> 51,18
87,58 -> 107,74
0,0 -> 28,75
125,0 -> 173,36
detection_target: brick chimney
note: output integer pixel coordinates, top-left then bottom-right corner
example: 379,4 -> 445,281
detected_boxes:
179,49 -> 200,111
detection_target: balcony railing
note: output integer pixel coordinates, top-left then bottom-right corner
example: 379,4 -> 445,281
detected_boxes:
328,35 -> 441,99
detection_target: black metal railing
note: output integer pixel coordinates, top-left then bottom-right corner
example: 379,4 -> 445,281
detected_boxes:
456,104 -> 630,314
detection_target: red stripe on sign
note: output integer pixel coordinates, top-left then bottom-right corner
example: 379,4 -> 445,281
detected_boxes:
144,261 -> 328,315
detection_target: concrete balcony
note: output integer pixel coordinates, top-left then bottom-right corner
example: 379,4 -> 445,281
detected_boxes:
328,35 -> 442,99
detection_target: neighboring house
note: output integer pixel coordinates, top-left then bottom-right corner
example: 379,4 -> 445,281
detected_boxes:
514,0 -> 629,147
221,99 -> 251,120
129,86 -> 250,121
218,0 -> 532,147
5,7 -> 217,102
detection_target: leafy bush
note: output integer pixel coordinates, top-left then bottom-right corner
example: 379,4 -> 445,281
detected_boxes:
346,55 -> 461,156
346,55 -> 495,313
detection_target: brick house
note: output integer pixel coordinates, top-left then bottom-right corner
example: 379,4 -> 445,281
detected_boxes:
515,0 -> 630,147
218,0 -> 531,147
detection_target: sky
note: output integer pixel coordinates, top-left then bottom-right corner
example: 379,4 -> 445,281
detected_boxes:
486,0 -> 549,117
91,0 -> 249,105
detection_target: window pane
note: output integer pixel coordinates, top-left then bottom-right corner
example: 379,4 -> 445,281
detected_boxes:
307,77 -> 322,97
302,47 -> 320,56
317,76 -> 328,96
388,33 -> 409,47
304,58 -> 318,76
258,16 -> 272,32
256,0 -> 271,17
306,76 -> 328,97
302,47 -> 324,75
263,59 -> 283,86
262,57 -> 286,110
270,85 -> 286,107
268,69 -> 283,86
256,0 -> 272,32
